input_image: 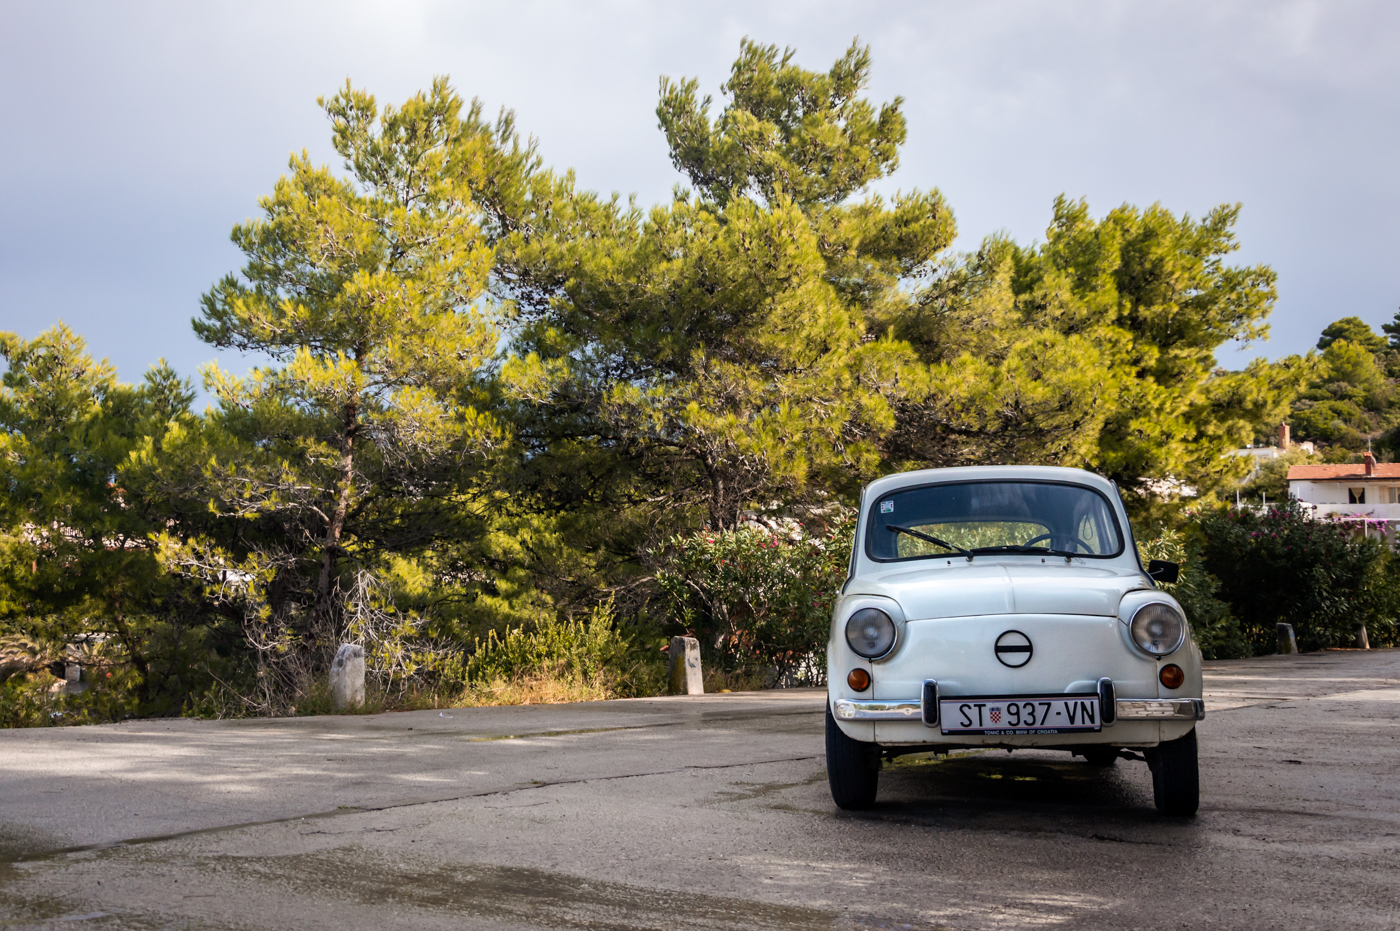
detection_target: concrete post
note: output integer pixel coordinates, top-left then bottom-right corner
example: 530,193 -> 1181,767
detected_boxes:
329,643 -> 366,710
63,663 -> 86,695
1354,624 -> 1371,650
1277,623 -> 1298,656
667,636 -> 703,696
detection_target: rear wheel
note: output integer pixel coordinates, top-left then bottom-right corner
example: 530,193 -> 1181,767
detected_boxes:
1081,747 -> 1119,767
826,708 -> 879,810
1149,729 -> 1199,816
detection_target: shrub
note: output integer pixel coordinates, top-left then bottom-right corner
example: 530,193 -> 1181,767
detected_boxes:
1195,500 -> 1394,652
463,599 -> 662,701
0,677 -> 56,728
654,511 -> 854,686
0,665 -> 142,728
1135,526 -> 1249,659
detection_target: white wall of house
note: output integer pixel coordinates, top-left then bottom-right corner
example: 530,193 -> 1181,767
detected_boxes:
1289,480 -> 1400,519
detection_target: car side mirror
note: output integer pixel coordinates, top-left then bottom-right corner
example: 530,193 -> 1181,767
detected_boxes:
1147,559 -> 1179,584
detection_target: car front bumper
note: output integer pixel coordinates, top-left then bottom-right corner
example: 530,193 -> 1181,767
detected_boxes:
832,696 -> 1204,722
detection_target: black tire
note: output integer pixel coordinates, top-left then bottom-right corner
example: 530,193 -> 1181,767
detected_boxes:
826,708 -> 880,810
1081,747 -> 1119,767
1149,728 -> 1199,816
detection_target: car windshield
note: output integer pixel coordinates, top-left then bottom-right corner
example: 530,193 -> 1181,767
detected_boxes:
868,480 -> 1123,561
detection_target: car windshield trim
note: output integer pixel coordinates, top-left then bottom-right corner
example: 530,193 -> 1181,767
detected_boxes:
863,478 -> 1126,563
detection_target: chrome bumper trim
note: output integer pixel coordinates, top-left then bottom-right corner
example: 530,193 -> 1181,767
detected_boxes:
833,698 -> 922,720
1115,698 -> 1205,720
833,697 -> 1204,722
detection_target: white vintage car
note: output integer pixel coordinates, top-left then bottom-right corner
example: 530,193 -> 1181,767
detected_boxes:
826,465 -> 1203,815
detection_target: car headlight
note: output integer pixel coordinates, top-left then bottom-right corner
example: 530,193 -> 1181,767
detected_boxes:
845,608 -> 896,659
1130,603 -> 1186,656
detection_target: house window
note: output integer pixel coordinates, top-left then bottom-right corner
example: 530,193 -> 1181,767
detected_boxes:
1390,487 -> 1399,504
1349,488 -> 1366,504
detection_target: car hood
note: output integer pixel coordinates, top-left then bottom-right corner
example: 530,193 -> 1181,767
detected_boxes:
845,561 -> 1152,620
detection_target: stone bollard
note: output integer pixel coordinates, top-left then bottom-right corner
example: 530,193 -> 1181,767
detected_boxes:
62,663 -> 86,696
329,643 -> 366,710
1354,623 -> 1371,650
1277,623 -> 1298,656
667,636 -> 703,696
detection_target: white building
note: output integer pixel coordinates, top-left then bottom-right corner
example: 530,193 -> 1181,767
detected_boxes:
1287,452 -> 1400,539
1231,424 -> 1315,480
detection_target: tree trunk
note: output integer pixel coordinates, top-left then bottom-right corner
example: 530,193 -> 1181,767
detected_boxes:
315,398 -> 358,642
111,610 -> 151,705
705,459 -> 742,531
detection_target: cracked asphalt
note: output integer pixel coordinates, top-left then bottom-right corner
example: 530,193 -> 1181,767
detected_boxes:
1,649 -> 1398,930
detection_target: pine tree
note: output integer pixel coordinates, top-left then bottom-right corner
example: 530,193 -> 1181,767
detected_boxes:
978,197 -> 1306,498
0,324 -> 197,709
489,39 -> 954,529
187,79 -> 503,683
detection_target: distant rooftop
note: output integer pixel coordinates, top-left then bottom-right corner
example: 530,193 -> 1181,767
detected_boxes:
1287,464 -> 1400,481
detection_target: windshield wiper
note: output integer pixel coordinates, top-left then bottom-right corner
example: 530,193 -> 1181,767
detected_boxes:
970,544 -> 1081,559
886,524 -> 974,561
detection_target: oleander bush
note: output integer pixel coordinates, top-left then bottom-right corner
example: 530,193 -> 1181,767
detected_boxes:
654,512 -> 855,686
1194,500 -> 1398,653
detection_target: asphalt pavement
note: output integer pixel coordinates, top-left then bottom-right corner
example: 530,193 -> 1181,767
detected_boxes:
1,649 -> 1397,930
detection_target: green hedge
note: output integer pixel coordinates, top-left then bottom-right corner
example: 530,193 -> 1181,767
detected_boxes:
1195,500 -> 1397,653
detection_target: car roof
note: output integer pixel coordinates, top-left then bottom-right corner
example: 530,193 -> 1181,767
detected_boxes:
862,465 -> 1118,502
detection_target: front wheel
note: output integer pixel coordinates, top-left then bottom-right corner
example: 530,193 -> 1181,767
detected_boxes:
1148,729 -> 1199,816
826,708 -> 879,810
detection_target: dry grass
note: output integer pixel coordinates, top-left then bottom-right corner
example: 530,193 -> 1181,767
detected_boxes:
701,666 -> 770,693
451,673 -> 615,707
269,658 -> 785,718
296,671 -> 625,715
289,677 -> 611,715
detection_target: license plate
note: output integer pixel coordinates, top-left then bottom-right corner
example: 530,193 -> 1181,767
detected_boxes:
940,693 -> 1102,735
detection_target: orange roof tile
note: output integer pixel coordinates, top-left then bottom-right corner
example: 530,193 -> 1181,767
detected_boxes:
1287,464 -> 1400,481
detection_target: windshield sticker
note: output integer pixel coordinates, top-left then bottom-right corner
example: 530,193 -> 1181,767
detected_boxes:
880,500 -> 894,514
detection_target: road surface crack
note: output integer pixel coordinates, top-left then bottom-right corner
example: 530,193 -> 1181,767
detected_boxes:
2,755 -> 823,866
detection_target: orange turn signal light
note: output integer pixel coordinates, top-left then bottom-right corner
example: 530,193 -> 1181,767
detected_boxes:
847,668 -> 871,691
1159,663 -> 1185,689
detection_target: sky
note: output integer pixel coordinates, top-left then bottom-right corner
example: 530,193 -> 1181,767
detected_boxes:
1,0 -> 1397,390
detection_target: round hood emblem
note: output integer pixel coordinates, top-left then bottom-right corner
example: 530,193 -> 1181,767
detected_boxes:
995,630 -> 1033,668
